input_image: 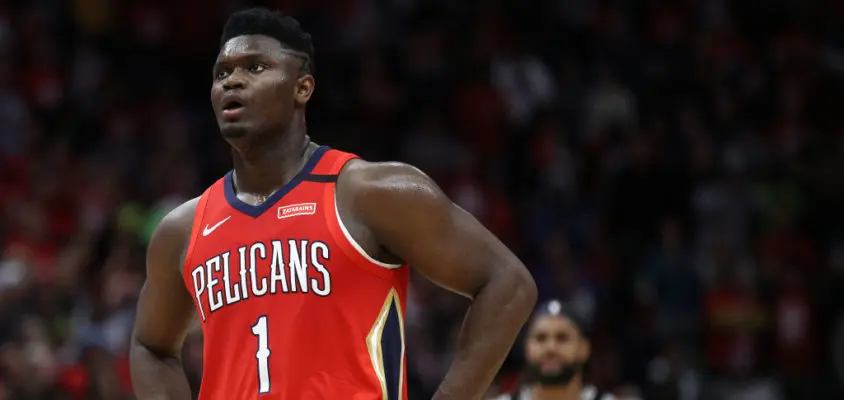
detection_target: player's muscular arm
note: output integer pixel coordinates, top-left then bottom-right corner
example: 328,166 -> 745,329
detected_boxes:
130,199 -> 198,400
341,161 -> 538,400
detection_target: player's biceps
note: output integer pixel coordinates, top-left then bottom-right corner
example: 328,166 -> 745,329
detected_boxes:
134,282 -> 193,344
133,285 -> 167,344
408,236 -> 491,296
436,214 -> 515,288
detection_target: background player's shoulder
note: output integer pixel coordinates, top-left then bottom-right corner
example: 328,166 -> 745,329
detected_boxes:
583,385 -> 617,400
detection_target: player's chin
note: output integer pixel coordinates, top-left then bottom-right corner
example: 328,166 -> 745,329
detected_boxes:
219,122 -> 251,139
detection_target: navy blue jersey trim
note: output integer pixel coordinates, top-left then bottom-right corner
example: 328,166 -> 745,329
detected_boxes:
224,146 -> 330,218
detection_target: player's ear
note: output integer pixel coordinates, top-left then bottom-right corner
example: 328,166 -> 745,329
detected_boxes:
294,75 -> 314,107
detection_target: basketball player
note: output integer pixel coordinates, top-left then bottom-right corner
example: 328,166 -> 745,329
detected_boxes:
495,300 -> 614,400
129,7 -> 537,400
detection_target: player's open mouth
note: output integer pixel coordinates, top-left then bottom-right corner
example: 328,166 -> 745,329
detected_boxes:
222,101 -> 245,118
540,362 -> 562,373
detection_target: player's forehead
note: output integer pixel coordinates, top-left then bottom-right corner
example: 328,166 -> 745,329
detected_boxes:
216,35 -> 286,62
529,315 -> 576,336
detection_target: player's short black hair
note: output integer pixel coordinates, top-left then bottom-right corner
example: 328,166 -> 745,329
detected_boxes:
530,299 -> 591,340
220,7 -> 315,74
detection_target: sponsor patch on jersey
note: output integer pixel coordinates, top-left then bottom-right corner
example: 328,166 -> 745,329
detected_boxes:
277,203 -> 317,219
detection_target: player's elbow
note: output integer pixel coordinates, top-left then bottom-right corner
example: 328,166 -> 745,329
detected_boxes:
130,334 -> 181,363
489,263 -> 538,315
511,267 -> 538,312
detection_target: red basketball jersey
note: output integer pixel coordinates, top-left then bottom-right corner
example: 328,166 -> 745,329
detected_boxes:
182,147 -> 410,399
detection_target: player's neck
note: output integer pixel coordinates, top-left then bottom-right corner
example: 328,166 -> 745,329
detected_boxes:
531,378 -> 582,400
230,126 -> 315,196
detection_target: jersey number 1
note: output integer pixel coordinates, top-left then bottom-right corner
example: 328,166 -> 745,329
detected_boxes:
251,315 -> 271,394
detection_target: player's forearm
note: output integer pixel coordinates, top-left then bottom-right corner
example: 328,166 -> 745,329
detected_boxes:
130,338 -> 193,400
433,268 -> 537,400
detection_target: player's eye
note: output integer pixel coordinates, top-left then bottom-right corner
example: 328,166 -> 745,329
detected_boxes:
214,70 -> 229,80
249,64 -> 267,73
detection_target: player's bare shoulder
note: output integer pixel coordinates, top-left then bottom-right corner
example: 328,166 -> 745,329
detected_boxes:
147,197 -> 201,275
333,160 -> 449,265
337,159 -> 446,208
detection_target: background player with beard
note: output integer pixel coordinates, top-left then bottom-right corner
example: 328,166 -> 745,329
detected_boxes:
495,300 -> 615,400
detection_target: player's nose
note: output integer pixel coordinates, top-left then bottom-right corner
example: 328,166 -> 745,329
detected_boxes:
542,342 -> 561,354
222,72 -> 246,91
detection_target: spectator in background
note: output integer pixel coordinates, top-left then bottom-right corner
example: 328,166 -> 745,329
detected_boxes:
646,341 -> 701,400
637,218 -> 701,341
493,300 -> 616,400
771,267 -> 815,399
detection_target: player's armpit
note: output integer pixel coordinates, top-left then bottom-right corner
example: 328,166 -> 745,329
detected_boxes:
343,161 -> 537,400
130,198 -> 198,400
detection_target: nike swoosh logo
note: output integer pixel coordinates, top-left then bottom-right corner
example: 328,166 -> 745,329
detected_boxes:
202,216 -> 232,236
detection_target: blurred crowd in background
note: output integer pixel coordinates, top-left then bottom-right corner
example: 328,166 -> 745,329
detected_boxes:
2,0 -> 844,399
